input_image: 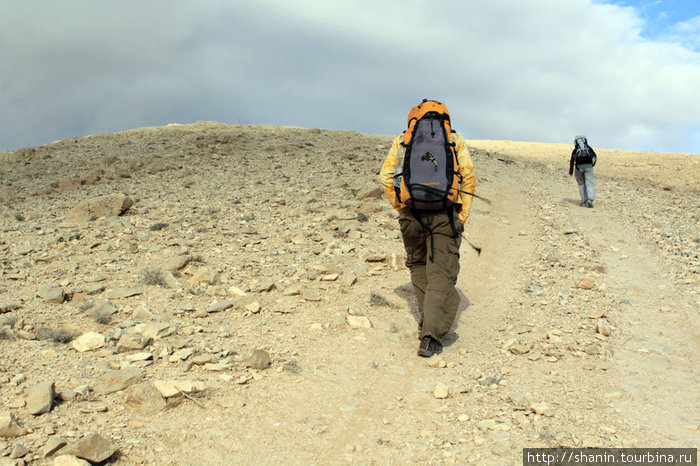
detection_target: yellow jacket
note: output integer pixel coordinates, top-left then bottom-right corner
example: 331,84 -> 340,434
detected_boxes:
378,132 -> 475,223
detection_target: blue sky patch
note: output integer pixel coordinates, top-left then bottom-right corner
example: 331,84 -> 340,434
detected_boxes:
598,0 -> 700,49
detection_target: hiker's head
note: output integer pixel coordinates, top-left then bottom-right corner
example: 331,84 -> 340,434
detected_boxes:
575,135 -> 587,149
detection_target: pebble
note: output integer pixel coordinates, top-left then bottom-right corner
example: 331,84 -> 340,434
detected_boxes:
205,300 -> 234,313
191,354 -> 218,365
72,332 -> 105,352
38,284 -> 65,304
152,380 -> 205,398
116,333 -> 151,353
126,382 -> 167,414
245,301 -> 262,314
11,374 -> 26,385
596,321 -> 611,336
131,303 -> 154,321
433,384 -> 449,399
169,348 -> 194,363
0,301 -> 22,313
491,444 -> 509,456
346,315 -> 372,328
104,287 -> 142,299
340,274 -> 358,287
429,359 -> 447,368
244,349 -> 271,370
133,322 -> 176,339
164,255 -> 192,272
9,443 -> 29,459
124,352 -> 153,362
53,454 -> 91,465
508,343 -> 531,355
40,437 -> 68,457
85,283 -> 106,295
188,267 -> 219,286
530,401 -> 554,416
227,286 -> 247,297
204,362 -> 231,372
576,278 -> 595,290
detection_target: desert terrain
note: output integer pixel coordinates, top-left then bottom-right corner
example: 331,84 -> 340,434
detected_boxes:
0,121 -> 698,465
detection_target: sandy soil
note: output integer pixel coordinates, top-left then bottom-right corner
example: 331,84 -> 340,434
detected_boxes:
0,122 -> 698,465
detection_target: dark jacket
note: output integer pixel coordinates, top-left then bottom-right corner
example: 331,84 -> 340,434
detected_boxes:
569,144 -> 597,175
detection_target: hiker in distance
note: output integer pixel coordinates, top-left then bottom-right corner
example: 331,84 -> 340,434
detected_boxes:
379,99 -> 475,357
569,135 -> 597,208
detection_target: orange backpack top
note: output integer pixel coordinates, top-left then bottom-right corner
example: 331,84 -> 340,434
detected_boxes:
403,100 -> 453,146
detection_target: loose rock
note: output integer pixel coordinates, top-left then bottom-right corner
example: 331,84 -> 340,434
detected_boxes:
92,367 -> 143,395
244,349 -> 272,370
53,455 -> 90,466
64,193 -> 133,223
0,411 -> 25,438
433,384 -> 449,399
72,332 -> 105,352
126,382 -> 167,414
41,437 -> 68,457
347,315 -> 372,329
61,432 -> 117,464
26,380 -> 55,415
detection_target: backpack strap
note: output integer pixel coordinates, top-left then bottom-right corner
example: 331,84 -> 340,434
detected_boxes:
411,208 -> 435,263
411,208 -> 460,262
447,207 -> 459,239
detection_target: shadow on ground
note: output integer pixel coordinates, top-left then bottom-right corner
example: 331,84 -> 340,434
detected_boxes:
394,283 -> 470,347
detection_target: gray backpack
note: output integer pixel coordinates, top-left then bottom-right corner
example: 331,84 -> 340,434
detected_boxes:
397,109 -> 459,210
574,135 -> 595,165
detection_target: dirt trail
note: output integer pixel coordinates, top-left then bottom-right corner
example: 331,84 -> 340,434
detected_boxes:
454,163 -> 536,364
0,124 -> 697,465
543,175 -> 699,447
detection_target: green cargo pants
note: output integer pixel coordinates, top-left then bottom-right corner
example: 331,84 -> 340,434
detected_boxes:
398,207 -> 463,343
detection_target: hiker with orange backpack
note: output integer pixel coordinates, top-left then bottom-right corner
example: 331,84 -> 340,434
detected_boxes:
379,99 -> 475,357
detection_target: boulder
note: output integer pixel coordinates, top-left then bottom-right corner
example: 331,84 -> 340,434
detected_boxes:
65,194 -> 133,223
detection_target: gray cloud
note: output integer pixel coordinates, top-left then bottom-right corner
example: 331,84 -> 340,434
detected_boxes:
1,0 -> 698,153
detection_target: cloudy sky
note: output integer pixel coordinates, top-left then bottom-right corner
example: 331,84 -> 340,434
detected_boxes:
1,0 -> 699,153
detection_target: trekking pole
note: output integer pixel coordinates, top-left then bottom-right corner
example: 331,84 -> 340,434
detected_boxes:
461,234 -> 482,255
460,190 -> 492,205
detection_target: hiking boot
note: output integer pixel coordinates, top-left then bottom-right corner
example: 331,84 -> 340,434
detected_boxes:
586,200 -> 594,208
580,201 -> 586,207
417,336 -> 442,357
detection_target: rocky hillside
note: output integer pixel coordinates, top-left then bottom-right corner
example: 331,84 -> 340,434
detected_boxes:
0,122 -> 698,464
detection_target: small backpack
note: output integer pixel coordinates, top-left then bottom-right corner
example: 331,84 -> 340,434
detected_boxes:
394,100 -> 460,210
574,135 -> 594,164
